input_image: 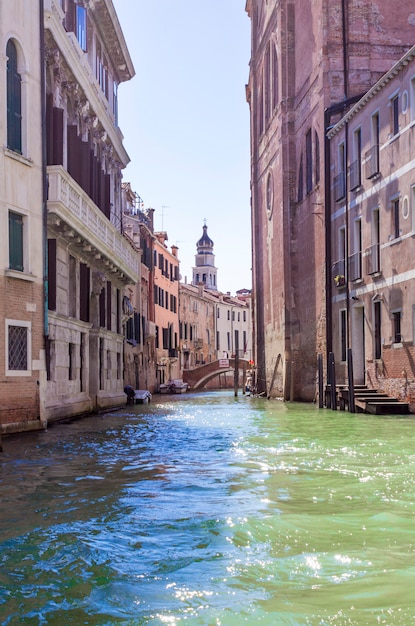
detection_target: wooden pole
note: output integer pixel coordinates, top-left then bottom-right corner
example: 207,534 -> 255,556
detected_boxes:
329,352 -> 337,410
347,348 -> 355,413
318,353 -> 324,408
234,331 -> 239,397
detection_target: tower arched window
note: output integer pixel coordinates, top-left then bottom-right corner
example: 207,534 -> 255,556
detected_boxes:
6,40 -> 22,153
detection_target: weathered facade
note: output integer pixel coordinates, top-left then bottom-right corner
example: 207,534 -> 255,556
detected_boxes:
122,184 -> 157,393
179,282 -> 217,370
43,0 -> 138,421
154,232 -> 180,388
0,1 -> 45,432
329,45 -> 415,410
246,0 -> 415,400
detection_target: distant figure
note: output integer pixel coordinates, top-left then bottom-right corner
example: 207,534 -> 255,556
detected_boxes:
124,385 -> 135,405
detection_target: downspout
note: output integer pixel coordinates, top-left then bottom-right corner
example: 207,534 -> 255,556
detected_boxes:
40,1 -> 50,383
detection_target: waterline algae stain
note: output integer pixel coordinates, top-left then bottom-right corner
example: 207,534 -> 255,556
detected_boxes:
1,391 -> 415,624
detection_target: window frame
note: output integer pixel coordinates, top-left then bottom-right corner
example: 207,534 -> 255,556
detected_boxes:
5,319 -> 32,376
6,39 -> 22,154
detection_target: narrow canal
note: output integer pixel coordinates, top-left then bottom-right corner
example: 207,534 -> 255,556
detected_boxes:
1,391 -> 415,625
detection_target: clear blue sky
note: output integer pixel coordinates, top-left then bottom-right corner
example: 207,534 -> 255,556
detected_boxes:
113,1 -> 252,295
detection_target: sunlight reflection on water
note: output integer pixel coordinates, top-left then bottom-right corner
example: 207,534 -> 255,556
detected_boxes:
1,392 -> 415,624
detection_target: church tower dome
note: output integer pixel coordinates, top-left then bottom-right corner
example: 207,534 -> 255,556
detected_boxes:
192,222 -> 218,291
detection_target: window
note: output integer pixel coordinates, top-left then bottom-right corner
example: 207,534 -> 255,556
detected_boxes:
272,44 -> 278,112
113,81 -> 118,125
106,350 -> 111,379
350,127 -> 362,190
306,129 -> 312,193
349,219 -> 362,281
367,208 -> 380,274
69,343 -> 76,380
297,155 -> 303,202
334,142 -> 346,201
76,5 -> 87,51
6,40 -> 22,153
411,76 -> 415,122
391,94 -> 399,136
393,311 -> 401,343
392,197 -> 400,239
6,319 -> 31,375
366,112 -> 380,178
9,211 -> 24,272
374,301 -> 381,359
264,43 -> 271,123
314,131 -> 320,185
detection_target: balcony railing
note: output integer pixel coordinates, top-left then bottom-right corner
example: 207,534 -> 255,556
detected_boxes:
349,159 -> 361,191
47,165 -> 139,284
365,145 -> 380,179
334,172 -> 346,202
349,251 -> 362,282
366,243 -> 381,275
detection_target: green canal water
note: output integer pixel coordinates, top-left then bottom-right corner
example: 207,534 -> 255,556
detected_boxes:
1,391 -> 415,625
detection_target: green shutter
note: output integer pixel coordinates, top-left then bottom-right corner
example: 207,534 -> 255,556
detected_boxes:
9,212 -> 24,271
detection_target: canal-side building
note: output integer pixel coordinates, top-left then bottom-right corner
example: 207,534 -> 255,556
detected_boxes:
0,1 -> 45,432
328,45 -> 415,409
246,0 -> 415,401
43,0 -> 138,421
154,231 -> 180,388
215,291 -> 252,363
179,282 -> 217,370
122,184 -> 157,393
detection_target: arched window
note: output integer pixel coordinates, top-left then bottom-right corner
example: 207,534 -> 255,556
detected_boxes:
6,40 -> 22,153
272,44 -> 279,111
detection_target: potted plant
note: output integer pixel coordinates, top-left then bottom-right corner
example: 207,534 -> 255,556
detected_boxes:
334,274 -> 346,287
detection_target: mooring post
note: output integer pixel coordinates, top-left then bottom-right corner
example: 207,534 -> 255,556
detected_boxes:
234,331 -> 239,397
318,353 -> 324,408
329,352 -> 337,410
347,348 -> 355,413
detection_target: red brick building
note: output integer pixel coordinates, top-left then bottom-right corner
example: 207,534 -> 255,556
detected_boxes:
246,0 -> 415,400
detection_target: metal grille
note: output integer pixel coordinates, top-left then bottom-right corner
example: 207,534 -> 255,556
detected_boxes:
8,325 -> 27,370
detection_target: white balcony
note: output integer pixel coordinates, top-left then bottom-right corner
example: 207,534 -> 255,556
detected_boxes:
47,165 -> 139,284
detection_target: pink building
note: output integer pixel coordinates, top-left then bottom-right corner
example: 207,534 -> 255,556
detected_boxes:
154,232 -> 180,388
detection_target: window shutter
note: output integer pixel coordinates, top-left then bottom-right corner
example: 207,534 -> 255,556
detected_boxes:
48,239 -> 57,311
106,280 -> 112,330
9,212 -> 24,271
80,263 -> 90,322
6,40 -> 22,153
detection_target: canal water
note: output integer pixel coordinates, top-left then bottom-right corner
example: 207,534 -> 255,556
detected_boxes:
1,391 -> 415,625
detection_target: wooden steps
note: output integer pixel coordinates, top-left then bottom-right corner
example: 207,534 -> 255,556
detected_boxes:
327,385 -> 410,415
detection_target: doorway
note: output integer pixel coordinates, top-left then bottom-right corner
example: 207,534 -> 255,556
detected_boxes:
351,306 -> 365,384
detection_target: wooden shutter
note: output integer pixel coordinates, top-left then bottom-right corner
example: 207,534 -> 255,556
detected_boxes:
106,280 -> 112,330
8,212 -> 23,271
79,263 -> 90,322
48,239 -> 57,311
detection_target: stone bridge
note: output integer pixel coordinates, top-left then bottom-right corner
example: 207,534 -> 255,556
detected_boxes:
183,359 -> 250,390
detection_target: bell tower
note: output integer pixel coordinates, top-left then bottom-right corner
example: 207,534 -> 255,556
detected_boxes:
192,221 -> 218,291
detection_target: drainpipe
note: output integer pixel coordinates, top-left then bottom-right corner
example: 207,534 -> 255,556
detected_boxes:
40,1 -> 50,380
